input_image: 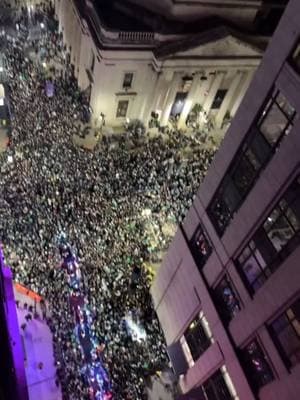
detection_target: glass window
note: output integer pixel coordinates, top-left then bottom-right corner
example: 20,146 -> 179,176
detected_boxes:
259,102 -> 289,145
241,340 -> 274,393
276,92 -> 296,118
208,194 -> 232,235
247,129 -> 272,167
208,92 -> 297,237
123,73 -> 133,88
258,92 -> 295,146
184,313 -> 212,361
265,214 -> 295,252
211,89 -> 227,109
291,42 -> 300,73
202,369 -> 234,400
116,100 -> 129,118
90,51 -> 95,73
231,155 -> 257,197
236,178 -> 300,294
191,224 -> 212,269
214,276 -> 240,324
269,298 -> 300,368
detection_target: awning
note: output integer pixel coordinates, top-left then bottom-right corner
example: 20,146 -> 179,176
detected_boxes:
167,341 -> 189,377
177,386 -> 206,400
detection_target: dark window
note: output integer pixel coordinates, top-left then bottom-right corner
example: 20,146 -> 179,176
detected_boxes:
214,276 -> 240,324
116,100 -> 129,118
207,91 -> 297,237
241,340 -> 274,393
90,51 -> 95,73
269,298 -> 300,369
190,224 -> 212,269
291,41 -> 300,73
211,89 -> 227,109
202,369 -> 233,400
236,177 -> 300,294
185,314 -> 211,361
123,73 -> 133,89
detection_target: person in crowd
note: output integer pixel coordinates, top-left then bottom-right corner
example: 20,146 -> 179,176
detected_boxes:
0,3 -> 216,399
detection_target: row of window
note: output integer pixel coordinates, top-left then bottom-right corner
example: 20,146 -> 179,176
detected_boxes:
207,89 -> 297,236
182,296 -> 300,396
181,313 -> 237,399
190,171 -> 300,319
236,176 -> 300,294
187,212 -> 300,395
241,297 -> 300,392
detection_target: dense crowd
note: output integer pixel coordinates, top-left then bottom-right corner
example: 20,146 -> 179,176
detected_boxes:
0,4 -> 216,400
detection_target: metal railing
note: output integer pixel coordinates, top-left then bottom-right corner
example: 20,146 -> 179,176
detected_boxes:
118,31 -> 155,43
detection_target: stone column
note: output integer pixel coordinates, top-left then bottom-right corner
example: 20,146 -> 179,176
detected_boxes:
160,72 -> 182,127
215,70 -> 243,128
177,74 -> 201,130
195,73 -> 214,107
230,69 -> 255,117
144,72 -> 167,124
202,71 -> 225,114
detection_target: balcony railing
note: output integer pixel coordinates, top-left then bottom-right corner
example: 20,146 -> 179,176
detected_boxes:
118,31 -> 155,43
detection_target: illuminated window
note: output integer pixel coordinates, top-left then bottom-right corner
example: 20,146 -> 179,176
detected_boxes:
214,276 -> 240,324
258,91 -> 296,147
190,223 -> 212,269
208,90 -> 297,236
183,311 -> 213,362
241,340 -> 274,393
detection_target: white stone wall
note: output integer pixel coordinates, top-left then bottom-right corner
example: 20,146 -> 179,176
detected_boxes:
55,0 -> 262,131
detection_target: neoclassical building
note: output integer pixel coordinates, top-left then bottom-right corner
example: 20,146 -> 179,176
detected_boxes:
54,0 -> 283,131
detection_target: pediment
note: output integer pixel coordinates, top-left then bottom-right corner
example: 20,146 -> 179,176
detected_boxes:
172,35 -> 262,58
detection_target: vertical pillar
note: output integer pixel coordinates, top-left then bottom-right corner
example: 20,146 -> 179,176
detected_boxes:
230,69 -> 255,117
177,74 -> 201,129
202,71 -> 225,115
160,72 -> 182,126
215,70 -> 243,128
144,72 -> 167,124
194,73 -> 214,107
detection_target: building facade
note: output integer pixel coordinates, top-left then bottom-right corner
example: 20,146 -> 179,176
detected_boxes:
54,0 -> 270,131
151,0 -> 300,399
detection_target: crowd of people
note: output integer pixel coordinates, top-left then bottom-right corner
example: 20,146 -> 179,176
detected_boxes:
0,4 -> 216,400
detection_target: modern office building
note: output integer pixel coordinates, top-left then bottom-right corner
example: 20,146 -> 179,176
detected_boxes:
53,0 -> 287,131
151,1 -> 300,399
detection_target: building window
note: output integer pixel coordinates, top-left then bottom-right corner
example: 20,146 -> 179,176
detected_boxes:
208,90 -> 297,236
214,276 -> 240,324
269,298 -> 300,369
90,51 -> 95,74
116,100 -> 129,118
202,368 -> 234,400
184,312 -> 212,362
257,91 -> 296,147
190,224 -> 212,269
236,177 -> 300,294
291,41 -> 300,73
211,89 -> 227,109
123,73 -> 133,89
241,340 -> 274,393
